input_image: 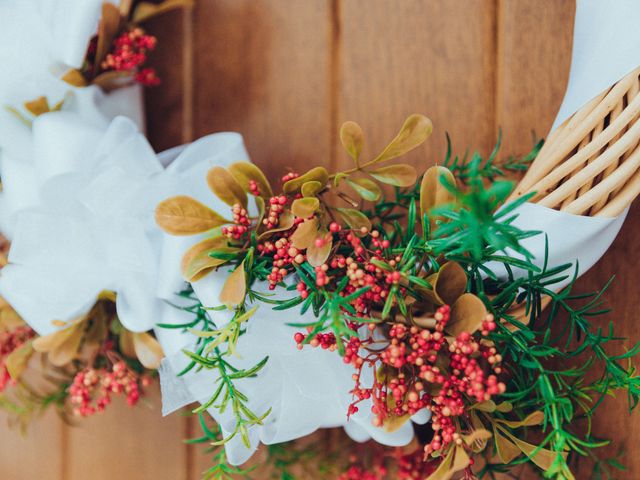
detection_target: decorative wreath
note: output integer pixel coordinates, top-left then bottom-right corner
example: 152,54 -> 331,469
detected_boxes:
1,1 -> 640,479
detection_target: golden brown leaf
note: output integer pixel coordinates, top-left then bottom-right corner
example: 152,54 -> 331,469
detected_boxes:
155,195 -> 228,235
306,232 -> 332,267
132,0 -> 194,23
61,69 -> 88,88
423,261 -> 467,306
493,426 -> 521,464
426,447 -> 454,480
181,237 -> 232,282
6,340 -> 34,381
24,97 -> 50,116
301,181 -> 324,197
495,410 -> 544,428
291,218 -> 319,250
369,164 -> 418,187
228,162 -> 273,198
283,167 -> 329,194
33,320 -> 85,367
258,210 -> 295,239
132,332 -> 164,369
446,293 -> 487,336
337,208 -> 372,233
499,426 -> 566,472
119,329 -> 136,358
291,197 -> 320,219
371,114 -> 433,165
219,260 -> 246,307
346,177 -> 382,201
95,3 -> 122,70
207,166 -> 247,207
420,165 -> 456,219
340,121 -> 364,162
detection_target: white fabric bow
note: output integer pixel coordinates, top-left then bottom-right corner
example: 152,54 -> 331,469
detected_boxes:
0,109 -> 163,335
153,135 -> 428,466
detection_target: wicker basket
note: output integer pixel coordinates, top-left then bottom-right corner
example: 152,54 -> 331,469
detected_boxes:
510,67 -> 640,217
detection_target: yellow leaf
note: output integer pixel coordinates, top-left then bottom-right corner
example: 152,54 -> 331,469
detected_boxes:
119,329 -> 136,358
283,167 -> 329,194
132,332 -> 164,369
24,97 -> 50,116
420,165 -> 456,219
95,3 -> 122,69
306,232 -> 332,267
369,164 -> 418,187
499,426 -> 566,471
61,69 -> 88,88
207,166 -> 247,207
291,197 -> 320,219
6,340 -> 34,381
156,195 -> 228,235
301,181 -> 324,197
462,428 -> 492,447
446,293 -> 487,337
383,414 -> 410,433
33,320 -> 85,367
219,260 -> 246,307
493,426 -> 521,464
228,162 -> 273,198
495,411 -> 544,429
257,210 -> 295,239
337,208 -> 371,233
422,261 -> 467,306
426,447 -> 454,480
340,120 -> 364,162
181,237 -> 233,282
291,218 -> 318,250
346,177 -> 382,201
371,114 -> 433,165
132,0 -> 194,23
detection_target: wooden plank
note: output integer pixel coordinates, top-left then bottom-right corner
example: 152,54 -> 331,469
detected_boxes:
337,0 -> 498,172
191,0 -> 333,182
66,386 -> 187,480
188,1 -> 332,476
495,0 -> 575,155
0,410 -> 64,479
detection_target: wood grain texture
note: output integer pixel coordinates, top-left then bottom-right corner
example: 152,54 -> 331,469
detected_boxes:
496,0 -> 575,155
338,0 -> 498,172
65,387 -> 187,480
6,0 -> 640,478
0,410 -> 64,480
191,0 -> 333,182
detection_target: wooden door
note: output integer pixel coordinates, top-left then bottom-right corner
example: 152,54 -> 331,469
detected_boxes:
4,1 -> 639,479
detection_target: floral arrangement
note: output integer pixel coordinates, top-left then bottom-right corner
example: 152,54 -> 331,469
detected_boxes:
0,0 -> 189,427
155,114 -> 640,479
1,2 -> 640,480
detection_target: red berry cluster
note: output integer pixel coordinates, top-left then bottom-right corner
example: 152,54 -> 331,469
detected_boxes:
222,203 -> 251,240
101,28 -> 160,86
248,180 -> 261,196
294,329 -> 337,351
263,195 -> 288,229
338,455 -> 387,480
0,325 -> 36,391
69,361 -> 150,417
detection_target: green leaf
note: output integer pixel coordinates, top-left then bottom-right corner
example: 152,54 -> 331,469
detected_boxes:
346,177 -> 382,201
340,120 -> 364,164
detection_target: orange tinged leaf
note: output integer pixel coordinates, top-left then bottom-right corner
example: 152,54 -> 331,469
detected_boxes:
132,332 -> 164,369
369,164 -> 418,187
446,293 -> 487,336
228,162 -> 273,198
156,195 -> 228,235
207,166 -> 247,207
61,69 -> 88,87
420,165 -> 456,218
306,232 -> 332,267
291,218 -> 318,250
372,114 -> 432,165
24,97 -> 50,116
6,340 -> 34,381
219,260 -> 246,307
181,237 -> 232,282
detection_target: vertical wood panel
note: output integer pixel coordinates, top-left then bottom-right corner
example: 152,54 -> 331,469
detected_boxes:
338,0 -> 497,172
0,410 -> 64,480
189,1 -> 332,477
66,387 -> 187,480
192,0 -> 333,182
496,0 -> 575,155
